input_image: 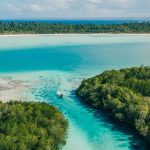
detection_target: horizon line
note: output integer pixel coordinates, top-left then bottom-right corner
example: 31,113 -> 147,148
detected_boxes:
0,17 -> 150,21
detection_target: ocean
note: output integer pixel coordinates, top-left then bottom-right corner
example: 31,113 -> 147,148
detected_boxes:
0,19 -> 148,24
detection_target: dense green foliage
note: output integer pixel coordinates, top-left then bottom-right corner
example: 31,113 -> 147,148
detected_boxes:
0,22 -> 149,34
77,66 -> 150,144
0,101 -> 68,150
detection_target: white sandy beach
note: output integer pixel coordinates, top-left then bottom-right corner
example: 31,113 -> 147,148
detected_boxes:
0,33 -> 150,37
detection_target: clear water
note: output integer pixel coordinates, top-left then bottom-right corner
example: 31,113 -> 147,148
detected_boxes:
0,34 -> 150,150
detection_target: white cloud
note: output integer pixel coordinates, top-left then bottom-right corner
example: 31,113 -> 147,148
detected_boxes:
1,0 -> 150,18
7,3 -> 21,13
89,0 -> 103,4
53,0 -> 69,10
30,4 -> 43,12
110,0 -> 131,8
48,0 -> 74,10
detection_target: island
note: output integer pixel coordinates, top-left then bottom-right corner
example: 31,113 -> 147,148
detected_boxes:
0,21 -> 149,34
77,66 -> 150,145
0,101 -> 68,150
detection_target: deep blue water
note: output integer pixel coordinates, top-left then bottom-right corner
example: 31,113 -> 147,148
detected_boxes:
0,19 -> 149,24
0,35 -> 149,150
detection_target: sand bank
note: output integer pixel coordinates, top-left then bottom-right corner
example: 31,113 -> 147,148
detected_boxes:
0,77 -> 31,102
0,33 -> 150,51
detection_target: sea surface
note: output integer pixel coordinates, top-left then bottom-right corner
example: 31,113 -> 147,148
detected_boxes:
0,19 -> 148,24
0,34 -> 150,150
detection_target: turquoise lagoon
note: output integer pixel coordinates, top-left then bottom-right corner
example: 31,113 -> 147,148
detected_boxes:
0,34 -> 150,150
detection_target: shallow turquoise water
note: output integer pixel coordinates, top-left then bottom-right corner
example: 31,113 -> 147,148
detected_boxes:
0,35 -> 150,150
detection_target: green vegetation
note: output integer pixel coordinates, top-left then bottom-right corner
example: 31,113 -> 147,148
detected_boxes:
0,101 -> 68,150
77,66 -> 150,145
0,22 -> 149,34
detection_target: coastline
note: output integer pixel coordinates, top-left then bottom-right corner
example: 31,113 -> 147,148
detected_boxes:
0,33 -> 149,149
0,33 -> 150,37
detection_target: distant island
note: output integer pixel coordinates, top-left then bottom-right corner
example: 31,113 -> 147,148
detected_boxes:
0,101 -> 68,150
0,21 -> 149,34
77,66 -> 150,145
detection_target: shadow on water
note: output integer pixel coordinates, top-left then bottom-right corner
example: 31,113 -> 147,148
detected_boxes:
75,91 -> 149,150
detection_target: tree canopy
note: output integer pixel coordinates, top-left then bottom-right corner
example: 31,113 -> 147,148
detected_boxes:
0,21 -> 149,34
0,101 -> 68,150
77,66 -> 150,145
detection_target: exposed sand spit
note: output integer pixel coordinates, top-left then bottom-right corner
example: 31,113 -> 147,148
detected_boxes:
0,77 -> 31,102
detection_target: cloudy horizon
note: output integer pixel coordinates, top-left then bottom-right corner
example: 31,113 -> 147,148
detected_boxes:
0,0 -> 150,19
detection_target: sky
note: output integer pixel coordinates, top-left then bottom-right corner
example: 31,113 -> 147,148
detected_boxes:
0,0 -> 150,19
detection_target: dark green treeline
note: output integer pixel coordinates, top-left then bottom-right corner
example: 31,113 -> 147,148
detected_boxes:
0,22 -> 149,34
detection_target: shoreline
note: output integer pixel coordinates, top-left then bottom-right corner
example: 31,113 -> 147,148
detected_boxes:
0,33 -> 150,37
